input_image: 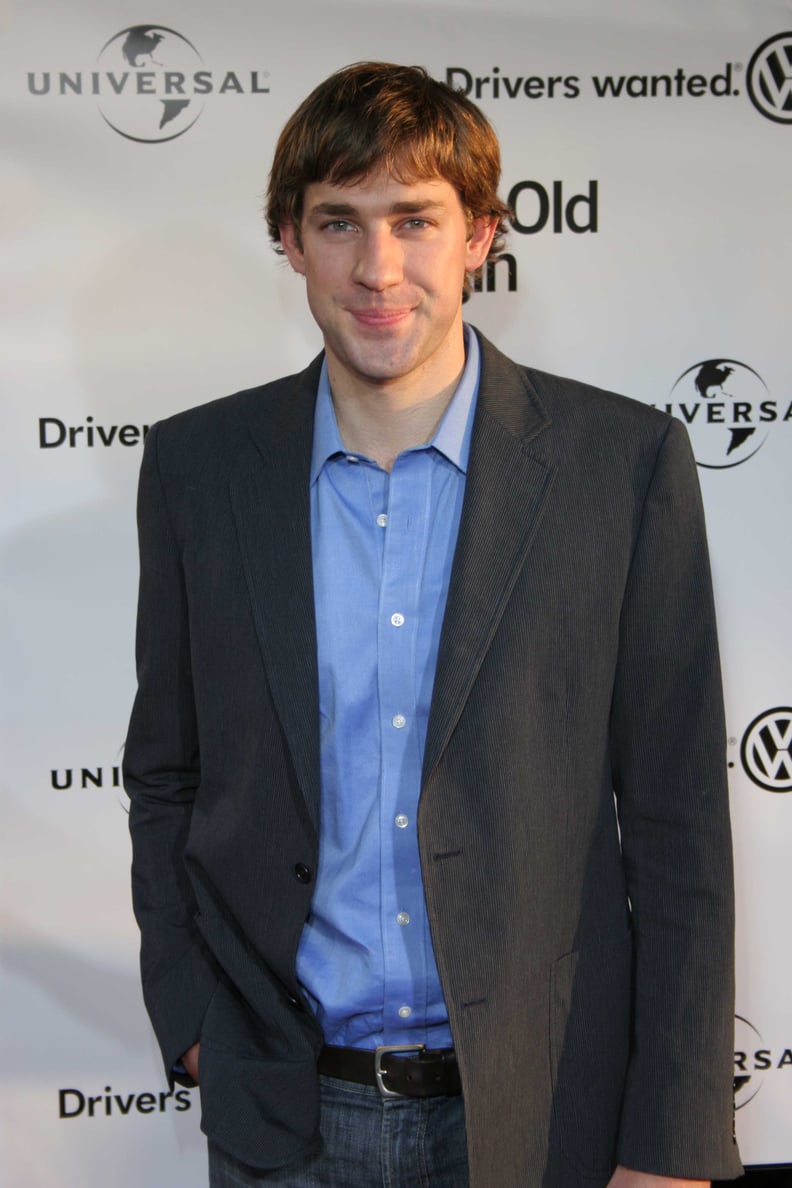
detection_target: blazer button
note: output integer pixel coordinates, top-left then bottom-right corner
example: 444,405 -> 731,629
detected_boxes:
293,863 -> 312,884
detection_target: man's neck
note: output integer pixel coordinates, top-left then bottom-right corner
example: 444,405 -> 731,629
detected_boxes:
331,371 -> 463,472
326,336 -> 467,473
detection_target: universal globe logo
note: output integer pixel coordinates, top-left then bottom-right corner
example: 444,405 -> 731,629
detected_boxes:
96,26 -> 204,142
734,1014 -> 792,1110
27,25 -> 270,142
660,359 -> 780,469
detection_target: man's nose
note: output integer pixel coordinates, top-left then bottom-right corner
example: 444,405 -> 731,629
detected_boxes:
352,228 -> 403,290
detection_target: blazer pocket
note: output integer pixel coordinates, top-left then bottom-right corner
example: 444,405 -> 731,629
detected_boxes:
199,970 -> 308,1061
548,929 -> 632,1179
198,1032 -> 320,1169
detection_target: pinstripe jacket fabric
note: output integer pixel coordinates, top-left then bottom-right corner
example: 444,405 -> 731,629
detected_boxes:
124,331 -> 742,1186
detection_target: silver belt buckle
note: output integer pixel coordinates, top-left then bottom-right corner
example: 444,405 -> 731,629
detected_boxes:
374,1043 -> 425,1098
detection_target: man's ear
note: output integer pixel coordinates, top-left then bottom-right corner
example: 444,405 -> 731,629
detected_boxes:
279,222 -> 306,275
465,216 -> 498,273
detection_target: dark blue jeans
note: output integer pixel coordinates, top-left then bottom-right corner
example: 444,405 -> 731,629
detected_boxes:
208,1074 -> 469,1187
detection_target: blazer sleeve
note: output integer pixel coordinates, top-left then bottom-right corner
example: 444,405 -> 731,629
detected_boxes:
124,422 -> 220,1085
609,418 -> 741,1179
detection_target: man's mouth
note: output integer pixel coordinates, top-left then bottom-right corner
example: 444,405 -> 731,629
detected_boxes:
348,307 -> 413,327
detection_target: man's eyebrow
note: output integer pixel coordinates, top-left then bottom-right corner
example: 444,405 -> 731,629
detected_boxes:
389,200 -> 445,215
307,203 -> 358,219
306,199 -> 446,219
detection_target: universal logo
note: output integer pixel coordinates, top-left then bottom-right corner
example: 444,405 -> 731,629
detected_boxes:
59,1084 -> 191,1118
51,764 -> 122,791
656,359 -> 791,469
447,31 -> 792,125
27,24 -> 269,143
740,708 -> 792,793
734,1015 -> 792,1110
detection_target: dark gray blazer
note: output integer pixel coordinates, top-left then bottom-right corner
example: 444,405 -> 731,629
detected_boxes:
125,332 -> 742,1186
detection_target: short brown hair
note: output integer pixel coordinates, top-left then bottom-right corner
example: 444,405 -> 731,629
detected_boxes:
266,62 -> 510,263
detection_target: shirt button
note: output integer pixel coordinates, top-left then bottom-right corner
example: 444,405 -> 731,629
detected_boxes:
293,863 -> 312,884
392,714 -> 406,730
395,814 -> 408,829
396,912 -> 410,926
398,1005 -> 412,1019
390,613 -> 405,627
376,513 -> 388,527
345,454 -> 358,464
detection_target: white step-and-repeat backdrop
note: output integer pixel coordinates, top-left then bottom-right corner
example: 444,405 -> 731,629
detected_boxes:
2,1 -> 790,1183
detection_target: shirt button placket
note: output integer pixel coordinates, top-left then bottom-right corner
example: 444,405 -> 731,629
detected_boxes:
380,464 -> 422,1043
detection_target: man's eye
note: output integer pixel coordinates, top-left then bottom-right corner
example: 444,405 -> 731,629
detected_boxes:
404,218 -> 429,230
323,220 -> 355,232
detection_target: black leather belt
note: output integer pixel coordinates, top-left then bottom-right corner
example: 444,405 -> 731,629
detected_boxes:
318,1043 -> 461,1098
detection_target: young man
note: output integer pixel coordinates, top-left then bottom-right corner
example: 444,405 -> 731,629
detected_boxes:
125,63 -> 742,1187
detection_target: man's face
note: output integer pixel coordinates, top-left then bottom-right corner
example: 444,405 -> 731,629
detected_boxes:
279,172 -> 496,397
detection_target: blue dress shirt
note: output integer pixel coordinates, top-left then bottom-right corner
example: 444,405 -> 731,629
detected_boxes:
295,327 -> 480,1051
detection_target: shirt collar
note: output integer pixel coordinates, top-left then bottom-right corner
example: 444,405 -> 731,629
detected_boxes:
310,324 -> 480,485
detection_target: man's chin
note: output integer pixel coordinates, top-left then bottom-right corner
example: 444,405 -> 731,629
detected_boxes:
334,344 -> 423,388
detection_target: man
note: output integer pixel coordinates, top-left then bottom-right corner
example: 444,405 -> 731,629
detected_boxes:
125,63 -> 742,1187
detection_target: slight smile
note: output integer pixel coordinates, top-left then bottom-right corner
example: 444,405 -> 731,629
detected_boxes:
348,308 -> 414,328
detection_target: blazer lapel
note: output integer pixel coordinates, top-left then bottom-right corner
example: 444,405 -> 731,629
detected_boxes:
423,334 -> 557,784
229,356 -> 323,836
